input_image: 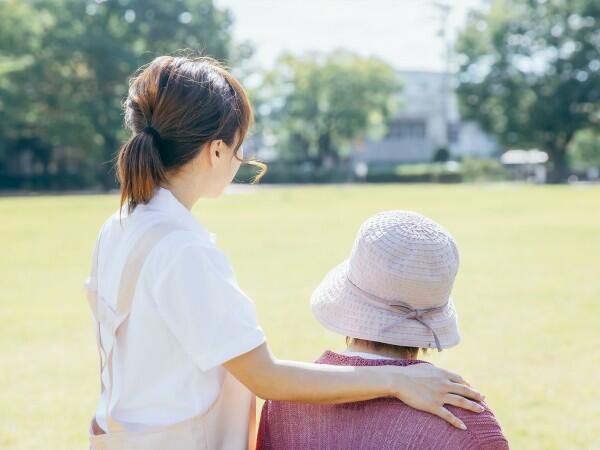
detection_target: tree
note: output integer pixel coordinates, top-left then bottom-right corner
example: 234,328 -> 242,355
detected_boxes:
0,0 -> 237,189
433,147 -> 451,163
455,0 -> 600,182
260,51 -> 401,167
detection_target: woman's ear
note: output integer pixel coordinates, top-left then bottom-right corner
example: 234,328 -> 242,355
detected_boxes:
207,140 -> 223,168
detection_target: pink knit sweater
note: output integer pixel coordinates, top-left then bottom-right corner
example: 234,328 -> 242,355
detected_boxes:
257,351 -> 509,450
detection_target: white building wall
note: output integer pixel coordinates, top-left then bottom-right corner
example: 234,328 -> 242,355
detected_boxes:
354,70 -> 498,164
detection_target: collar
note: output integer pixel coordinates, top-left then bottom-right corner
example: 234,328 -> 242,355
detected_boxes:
316,350 -> 428,367
135,187 -> 216,244
341,350 -> 395,360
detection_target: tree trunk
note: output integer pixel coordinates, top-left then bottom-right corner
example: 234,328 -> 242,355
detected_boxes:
317,131 -> 337,168
547,146 -> 569,184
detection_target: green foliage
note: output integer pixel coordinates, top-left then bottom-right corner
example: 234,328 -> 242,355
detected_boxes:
455,0 -> 600,182
460,157 -> 510,182
0,0 -> 236,188
364,163 -> 462,183
237,158 -> 508,184
364,159 -> 509,183
236,162 -> 351,184
260,51 -> 401,166
569,127 -> 600,169
432,147 -> 451,163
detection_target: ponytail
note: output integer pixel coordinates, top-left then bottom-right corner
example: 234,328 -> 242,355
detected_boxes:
116,129 -> 166,215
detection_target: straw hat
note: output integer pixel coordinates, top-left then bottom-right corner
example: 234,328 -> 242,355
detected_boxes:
310,211 -> 461,351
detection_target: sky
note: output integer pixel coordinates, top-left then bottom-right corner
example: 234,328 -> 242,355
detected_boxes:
215,0 -> 489,72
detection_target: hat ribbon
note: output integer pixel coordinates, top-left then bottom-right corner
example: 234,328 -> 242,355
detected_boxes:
347,278 -> 447,352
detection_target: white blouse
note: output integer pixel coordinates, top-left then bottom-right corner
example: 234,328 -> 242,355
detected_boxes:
84,187 -> 265,431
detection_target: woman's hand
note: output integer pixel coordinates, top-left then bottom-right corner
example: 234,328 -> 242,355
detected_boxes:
393,363 -> 485,430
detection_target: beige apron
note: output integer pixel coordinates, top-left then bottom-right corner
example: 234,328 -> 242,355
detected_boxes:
86,222 -> 256,450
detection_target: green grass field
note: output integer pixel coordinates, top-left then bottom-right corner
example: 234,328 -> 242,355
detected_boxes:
1,184 -> 599,449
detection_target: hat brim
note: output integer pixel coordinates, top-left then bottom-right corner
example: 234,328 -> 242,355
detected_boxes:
310,261 -> 460,350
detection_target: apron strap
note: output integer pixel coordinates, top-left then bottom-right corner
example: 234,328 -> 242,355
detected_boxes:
88,222 -> 185,433
85,229 -> 107,399
247,395 -> 257,450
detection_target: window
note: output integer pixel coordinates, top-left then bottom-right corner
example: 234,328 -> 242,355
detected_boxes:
387,119 -> 426,139
448,123 -> 460,143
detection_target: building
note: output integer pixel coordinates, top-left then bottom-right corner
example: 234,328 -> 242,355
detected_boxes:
353,70 -> 498,166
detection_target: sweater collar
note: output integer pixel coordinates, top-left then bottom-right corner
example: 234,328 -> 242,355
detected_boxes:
342,350 -> 396,360
316,350 -> 429,367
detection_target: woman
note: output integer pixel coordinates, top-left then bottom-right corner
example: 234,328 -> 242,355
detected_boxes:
84,55 -> 484,450
257,211 -> 509,449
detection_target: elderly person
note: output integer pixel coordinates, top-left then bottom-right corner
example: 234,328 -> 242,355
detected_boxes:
257,211 -> 509,450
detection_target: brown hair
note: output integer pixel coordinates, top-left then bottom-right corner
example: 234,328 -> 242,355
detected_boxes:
346,337 -> 423,360
116,55 -> 265,214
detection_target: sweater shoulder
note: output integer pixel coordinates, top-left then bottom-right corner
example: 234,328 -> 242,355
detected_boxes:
451,403 -> 510,449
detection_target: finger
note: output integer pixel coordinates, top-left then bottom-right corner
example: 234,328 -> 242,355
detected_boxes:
435,406 -> 467,430
444,394 -> 484,413
445,371 -> 471,387
448,383 -> 485,402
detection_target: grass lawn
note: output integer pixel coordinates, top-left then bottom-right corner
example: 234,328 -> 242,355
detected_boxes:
0,183 -> 599,449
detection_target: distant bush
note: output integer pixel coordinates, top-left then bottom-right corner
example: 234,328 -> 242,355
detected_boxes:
234,159 -> 511,184
460,158 -> 509,182
0,172 -> 100,191
235,162 -> 351,184
366,163 -> 462,183
432,147 -> 451,163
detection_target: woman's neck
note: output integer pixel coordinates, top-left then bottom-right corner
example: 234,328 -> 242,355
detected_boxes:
347,342 -> 417,360
161,178 -> 198,211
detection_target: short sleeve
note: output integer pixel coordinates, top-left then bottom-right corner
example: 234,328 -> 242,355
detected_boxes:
83,220 -> 111,298
83,227 -> 103,296
149,240 -> 266,371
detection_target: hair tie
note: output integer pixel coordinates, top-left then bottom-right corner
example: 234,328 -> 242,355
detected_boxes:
142,125 -> 162,144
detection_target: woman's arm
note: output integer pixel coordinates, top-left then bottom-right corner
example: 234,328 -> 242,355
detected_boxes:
224,343 -> 484,430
